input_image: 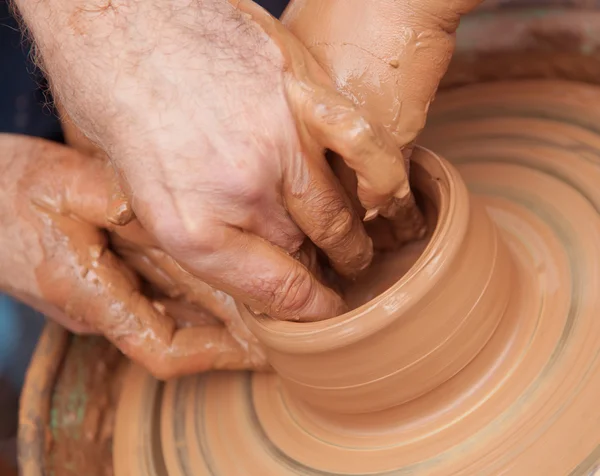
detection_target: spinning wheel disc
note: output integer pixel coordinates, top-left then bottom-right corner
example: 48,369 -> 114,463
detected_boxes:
114,81 -> 600,475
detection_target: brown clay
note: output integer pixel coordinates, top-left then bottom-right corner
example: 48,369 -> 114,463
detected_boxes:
282,0 -> 481,150
110,79 -> 600,474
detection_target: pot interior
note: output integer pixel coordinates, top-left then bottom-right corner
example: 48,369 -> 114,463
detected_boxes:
341,161 -> 440,311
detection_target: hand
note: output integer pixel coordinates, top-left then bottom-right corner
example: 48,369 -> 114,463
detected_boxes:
282,0 -> 482,245
17,0 -> 422,322
284,0 -> 483,151
0,134 -> 266,378
108,220 -> 268,372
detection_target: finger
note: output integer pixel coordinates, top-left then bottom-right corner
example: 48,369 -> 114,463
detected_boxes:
40,213 -> 259,378
288,80 -> 405,214
329,146 -> 423,246
284,148 -> 373,278
294,241 -> 324,283
386,192 -> 428,244
111,233 -> 269,367
26,142 -> 114,228
157,299 -> 221,328
32,142 -> 152,244
30,142 -> 136,231
40,307 -> 97,335
110,234 -> 242,325
290,81 -> 426,242
106,165 -> 135,226
177,225 -> 347,321
329,151 -> 401,250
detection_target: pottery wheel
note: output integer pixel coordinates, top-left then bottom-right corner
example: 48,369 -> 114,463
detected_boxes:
113,80 -> 600,475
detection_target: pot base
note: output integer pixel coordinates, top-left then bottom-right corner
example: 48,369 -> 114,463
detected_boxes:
112,80 -> 600,476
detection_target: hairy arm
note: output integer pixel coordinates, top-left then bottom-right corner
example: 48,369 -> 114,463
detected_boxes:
12,0 -> 376,322
13,0 -> 271,154
13,0 -> 430,332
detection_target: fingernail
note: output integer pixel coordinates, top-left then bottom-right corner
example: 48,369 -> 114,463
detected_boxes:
152,301 -> 166,315
88,244 -> 104,260
247,306 -> 263,317
364,208 -> 379,221
107,200 -> 134,226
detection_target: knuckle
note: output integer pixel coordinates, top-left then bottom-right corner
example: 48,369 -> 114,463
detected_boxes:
305,189 -> 355,248
153,216 -> 217,258
221,160 -> 269,207
146,357 -> 176,381
267,267 -> 315,319
317,207 -> 355,250
305,188 -> 346,219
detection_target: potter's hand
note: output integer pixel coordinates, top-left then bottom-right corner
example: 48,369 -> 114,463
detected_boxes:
15,0 -> 418,321
0,134 -> 267,379
108,222 -> 269,372
285,0 -> 483,152
283,0 -> 482,245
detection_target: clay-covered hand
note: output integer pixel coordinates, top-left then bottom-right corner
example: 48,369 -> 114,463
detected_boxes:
15,0 -> 421,322
107,221 -> 269,374
0,134 -> 266,378
281,0 -> 482,247
284,0 -> 483,150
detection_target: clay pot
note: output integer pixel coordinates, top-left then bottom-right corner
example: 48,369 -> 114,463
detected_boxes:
241,146 -> 513,413
107,79 -> 600,475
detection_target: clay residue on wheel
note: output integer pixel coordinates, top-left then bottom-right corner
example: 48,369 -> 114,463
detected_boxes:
444,9 -> 600,87
45,336 -> 125,476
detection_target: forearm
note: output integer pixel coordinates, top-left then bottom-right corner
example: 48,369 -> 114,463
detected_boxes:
12,0 -> 268,153
282,0 -> 483,148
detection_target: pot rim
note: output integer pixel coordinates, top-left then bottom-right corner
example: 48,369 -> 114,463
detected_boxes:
242,146 -> 472,354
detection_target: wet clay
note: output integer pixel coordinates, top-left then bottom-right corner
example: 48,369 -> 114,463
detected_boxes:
278,0 -> 488,244
111,79 -> 600,475
281,0 -> 481,149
